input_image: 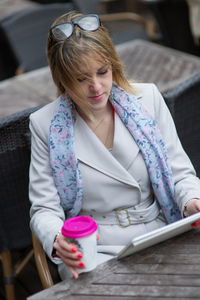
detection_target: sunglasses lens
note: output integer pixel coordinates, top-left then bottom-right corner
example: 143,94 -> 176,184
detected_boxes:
52,23 -> 73,39
50,15 -> 100,41
78,16 -> 99,31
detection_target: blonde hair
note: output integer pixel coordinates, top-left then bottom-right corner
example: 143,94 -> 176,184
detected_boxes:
47,11 -> 135,115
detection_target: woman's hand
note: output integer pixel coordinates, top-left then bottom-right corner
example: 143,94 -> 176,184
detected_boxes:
53,232 -> 84,279
183,198 -> 200,217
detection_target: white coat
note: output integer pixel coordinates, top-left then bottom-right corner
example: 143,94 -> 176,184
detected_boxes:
29,83 -> 200,271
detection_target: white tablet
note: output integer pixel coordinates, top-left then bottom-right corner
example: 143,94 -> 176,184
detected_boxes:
117,212 -> 200,259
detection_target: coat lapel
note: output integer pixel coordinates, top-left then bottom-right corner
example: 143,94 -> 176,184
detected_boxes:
74,112 -> 140,188
112,112 -> 140,170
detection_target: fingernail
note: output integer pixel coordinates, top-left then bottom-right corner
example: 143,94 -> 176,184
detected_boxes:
73,273 -> 78,279
79,262 -> 85,268
71,247 -> 77,253
191,220 -> 200,228
77,253 -> 83,258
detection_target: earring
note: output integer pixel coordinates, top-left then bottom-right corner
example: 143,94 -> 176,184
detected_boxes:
109,90 -> 115,105
65,93 -> 75,119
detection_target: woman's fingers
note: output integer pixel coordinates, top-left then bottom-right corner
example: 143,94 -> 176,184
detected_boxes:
60,256 -> 85,269
54,234 -> 79,257
53,232 -> 85,275
56,244 -> 83,263
194,200 -> 200,211
68,266 -> 79,279
184,199 -> 200,216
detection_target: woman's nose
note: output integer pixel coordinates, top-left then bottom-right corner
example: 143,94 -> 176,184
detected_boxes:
89,77 -> 101,91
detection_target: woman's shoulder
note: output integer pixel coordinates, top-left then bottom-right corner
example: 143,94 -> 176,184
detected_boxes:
29,97 -> 60,141
131,82 -> 160,101
30,97 -> 60,123
130,82 -> 163,116
130,82 -> 158,96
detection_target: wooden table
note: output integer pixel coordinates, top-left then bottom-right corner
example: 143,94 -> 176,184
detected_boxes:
1,39 -> 200,119
27,228 -> 200,299
0,66 -> 57,119
116,39 -> 200,92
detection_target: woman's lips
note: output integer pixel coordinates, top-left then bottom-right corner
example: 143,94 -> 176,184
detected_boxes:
89,93 -> 104,101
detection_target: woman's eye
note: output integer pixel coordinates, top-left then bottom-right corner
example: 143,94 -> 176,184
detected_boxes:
77,77 -> 86,82
98,69 -> 108,75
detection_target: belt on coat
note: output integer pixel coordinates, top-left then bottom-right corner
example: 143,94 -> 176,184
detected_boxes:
81,197 -> 161,228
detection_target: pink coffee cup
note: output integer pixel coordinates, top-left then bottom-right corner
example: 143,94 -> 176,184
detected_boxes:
61,216 -> 98,272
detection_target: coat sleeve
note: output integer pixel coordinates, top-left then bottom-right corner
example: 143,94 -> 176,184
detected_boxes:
29,112 -> 65,263
151,84 -> 200,214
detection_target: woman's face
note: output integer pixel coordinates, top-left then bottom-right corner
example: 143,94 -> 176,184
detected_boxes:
75,57 -> 113,113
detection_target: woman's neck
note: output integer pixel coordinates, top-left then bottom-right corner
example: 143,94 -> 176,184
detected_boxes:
77,102 -> 112,125
77,102 -> 114,149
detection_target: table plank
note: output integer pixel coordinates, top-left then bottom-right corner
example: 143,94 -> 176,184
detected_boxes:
96,273 -> 200,286
0,67 -> 57,118
116,39 -> 200,92
69,285 -> 200,298
66,297 -> 183,300
28,229 -> 200,300
114,263 -> 200,275
15,67 -> 57,101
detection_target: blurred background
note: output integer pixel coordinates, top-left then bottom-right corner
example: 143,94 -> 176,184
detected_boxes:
1,0 -> 199,82
1,1 -> 200,300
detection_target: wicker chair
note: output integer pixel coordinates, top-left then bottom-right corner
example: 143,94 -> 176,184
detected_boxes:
0,106 -> 42,300
0,2 -> 74,77
163,72 -> 200,177
32,233 -> 57,289
0,26 -> 18,81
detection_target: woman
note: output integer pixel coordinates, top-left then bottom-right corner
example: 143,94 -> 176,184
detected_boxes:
29,11 -> 200,280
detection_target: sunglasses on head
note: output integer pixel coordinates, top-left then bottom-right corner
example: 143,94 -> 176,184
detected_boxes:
50,14 -> 101,41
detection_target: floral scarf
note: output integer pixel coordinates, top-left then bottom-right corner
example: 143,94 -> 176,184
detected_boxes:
49,84 -> 181,223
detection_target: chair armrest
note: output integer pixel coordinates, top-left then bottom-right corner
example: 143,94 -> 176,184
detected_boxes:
32,233 -> 54,289
100,12 -> 146,23
139,0 -> 167,3
16,68 -> 25,75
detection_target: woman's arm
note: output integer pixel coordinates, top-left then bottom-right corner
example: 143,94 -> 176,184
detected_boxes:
29,111 -> 84,277
29,113 -> 65,262
151,84 -> 200,216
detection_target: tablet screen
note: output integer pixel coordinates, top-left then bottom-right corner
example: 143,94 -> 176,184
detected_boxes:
117,212 -> 200,259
